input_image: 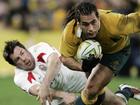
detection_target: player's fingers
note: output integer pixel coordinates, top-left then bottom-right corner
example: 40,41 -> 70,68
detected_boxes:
47,96 -> 52,105
36,96 -> 39,101
47,97 -> 52,105
49,94 -> 53,101
40,98 -> 46,105
41,101 -> 46,105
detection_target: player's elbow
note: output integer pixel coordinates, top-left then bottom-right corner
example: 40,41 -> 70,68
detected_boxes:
59,55 -> 67,63
59,55 -> 70,65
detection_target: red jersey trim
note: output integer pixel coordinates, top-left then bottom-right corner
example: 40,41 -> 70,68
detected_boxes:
27,72 -> 36,83
37,53 -> 46,63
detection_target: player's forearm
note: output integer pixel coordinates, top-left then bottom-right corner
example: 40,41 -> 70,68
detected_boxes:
43,53 -> 61,87
29,85 -> 62,98
53,90 -> 67,98
60,56 -> 82,71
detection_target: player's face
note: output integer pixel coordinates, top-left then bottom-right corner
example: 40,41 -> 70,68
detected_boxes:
10,46 -> 35,70
79,11 -> 100,39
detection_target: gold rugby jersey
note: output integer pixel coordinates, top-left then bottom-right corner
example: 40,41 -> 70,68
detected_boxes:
60,9 -> 140,57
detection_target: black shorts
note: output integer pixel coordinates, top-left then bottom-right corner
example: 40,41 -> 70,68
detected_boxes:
100,46 -> 131,75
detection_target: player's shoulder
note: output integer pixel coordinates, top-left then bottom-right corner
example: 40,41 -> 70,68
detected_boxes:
14,68 -> 27,85
29,42 -> 49,49
14,68 -> 27,78
28,42 -> 50,52
99,9 -> 120,17
98,9 -> 121,15
99,9 -> 122,19
98,9 -> 112,14
36,42 -> 49,46
99,9 -> 123,31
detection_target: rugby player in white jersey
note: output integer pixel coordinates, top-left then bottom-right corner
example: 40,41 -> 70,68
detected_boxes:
3,40 -> 140,105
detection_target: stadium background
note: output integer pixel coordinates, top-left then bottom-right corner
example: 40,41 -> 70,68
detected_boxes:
0,0 -> 140,105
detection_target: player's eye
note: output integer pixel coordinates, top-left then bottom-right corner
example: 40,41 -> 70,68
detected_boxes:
82,22 -> 89,27
20,51 -> 24,56
90,20 -> 96,25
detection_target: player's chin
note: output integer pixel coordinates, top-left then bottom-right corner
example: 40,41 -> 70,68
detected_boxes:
87,35 -> 96,39
28,63 -> 35,70
25,66 -> 34,71
87,33 -> 97,39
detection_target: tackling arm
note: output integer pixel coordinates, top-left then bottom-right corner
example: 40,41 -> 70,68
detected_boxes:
42,52 -> 61,87
38,52 -> 61,105
29,84 -> 77,105
60,55 -> 82,71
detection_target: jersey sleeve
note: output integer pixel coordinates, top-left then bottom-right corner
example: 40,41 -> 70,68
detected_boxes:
99,9 -> 140,35
14,70 -> 40,93
35,42 -> 60,63
59,20 -> 81,57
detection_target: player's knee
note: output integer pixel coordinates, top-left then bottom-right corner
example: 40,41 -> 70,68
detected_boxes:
86,86 -> 100,99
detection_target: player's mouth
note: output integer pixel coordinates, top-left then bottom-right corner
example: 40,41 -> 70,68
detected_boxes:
26,60 -> 31,66
87,32 -> 97,38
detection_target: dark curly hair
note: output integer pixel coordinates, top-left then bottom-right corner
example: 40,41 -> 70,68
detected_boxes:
64,1 -> 99,33
3,40 -> 25,65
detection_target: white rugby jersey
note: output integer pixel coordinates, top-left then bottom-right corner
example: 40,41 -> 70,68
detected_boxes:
14,42 -> 87,94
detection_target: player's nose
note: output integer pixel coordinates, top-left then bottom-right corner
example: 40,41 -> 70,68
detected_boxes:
21,56 -> 26,62
88,24 -> 94,30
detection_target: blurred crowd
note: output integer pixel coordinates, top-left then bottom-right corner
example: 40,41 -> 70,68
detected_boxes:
0,0 -> 140,31
0,0 -> 140,77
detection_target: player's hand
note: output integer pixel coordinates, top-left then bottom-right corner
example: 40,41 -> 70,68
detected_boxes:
62,92 -> 77,104
82,54 -> 100,72
38,84 -> 53,105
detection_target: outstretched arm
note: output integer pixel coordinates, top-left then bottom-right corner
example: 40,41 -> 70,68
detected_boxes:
29,84 -> 77,105
38,52 -> 61,105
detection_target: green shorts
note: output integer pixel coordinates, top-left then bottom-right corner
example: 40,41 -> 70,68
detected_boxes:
100,46 -> 131,75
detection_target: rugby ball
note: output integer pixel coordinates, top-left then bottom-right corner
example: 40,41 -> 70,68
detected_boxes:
76,40 -> 102,61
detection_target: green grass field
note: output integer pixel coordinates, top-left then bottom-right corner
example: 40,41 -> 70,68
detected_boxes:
0,28 -> 140,105
0,77 -> 140,105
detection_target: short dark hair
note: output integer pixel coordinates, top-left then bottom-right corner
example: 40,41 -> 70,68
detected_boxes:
3,40 -> 25,65
65,2 -> 99,26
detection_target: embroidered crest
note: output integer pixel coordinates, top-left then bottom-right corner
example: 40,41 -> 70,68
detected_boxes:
39,64 -> 47,71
